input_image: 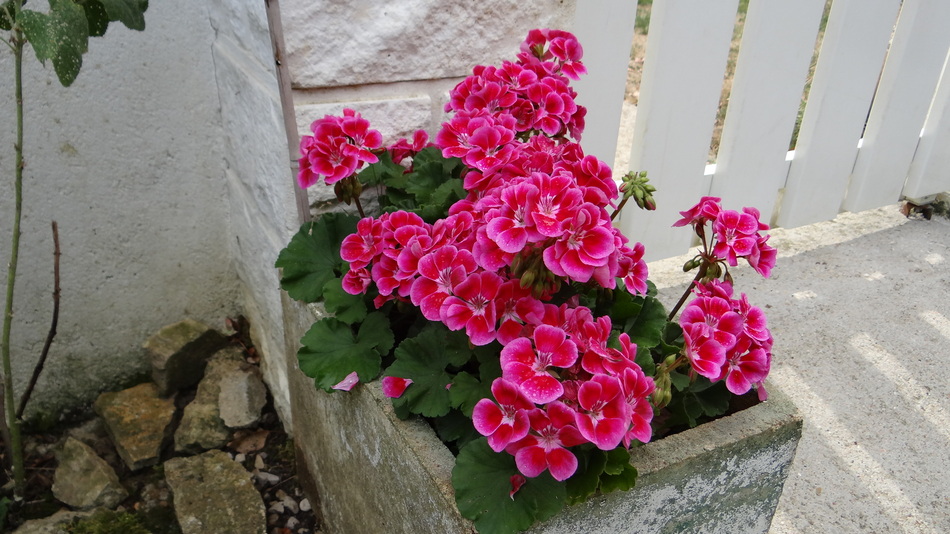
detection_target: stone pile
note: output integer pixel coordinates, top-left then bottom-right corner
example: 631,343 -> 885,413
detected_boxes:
14,319 -> 312,534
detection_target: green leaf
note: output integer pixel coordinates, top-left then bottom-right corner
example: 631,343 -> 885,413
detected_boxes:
668,370 -> 690,391
431,410 -> 482,451
565,448 -> 606,505
449,371 -> 491,417
81,0 -> 109,36
634,345 -> 656,376
20,0 -> 89,87
386,325 -> 474,417
454,438 -> 566,534
296,312 -> 393,392
321,277 -> 367,324
0,1 -> 15,31
356,151 -> 405,186
599,461 -> 637,494
623,295 -> 669,349
275,214 -> 359,303
602,447 -> 631,476
97,0 -> 147,31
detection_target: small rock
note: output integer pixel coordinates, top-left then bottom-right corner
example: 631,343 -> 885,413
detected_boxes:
234,453 -> 246,463
300,498 -> 311,512
254,470 -> 281,486
276,490 -> 298,513
175,347 -> 245,453
218,365 -> 267,428
285,516 -> 300,530
52,437 -> 128,510
254,454 -> 266,470
12,509 -> 94,534
144,319 -> 229,396
268,501 -> 285,514
165,450 -> 266,534
94,382 -> 176,471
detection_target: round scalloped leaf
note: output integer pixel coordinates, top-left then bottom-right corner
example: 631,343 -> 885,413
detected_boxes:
297,312 -> 393,392
275,214 -> 359,303
453,438 -> 566,534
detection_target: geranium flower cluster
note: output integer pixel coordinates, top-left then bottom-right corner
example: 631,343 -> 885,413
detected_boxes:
673,196 -> 777,277
297,108 -> 383,188
438,29 -> 587,173
330,30 -> 655,483
673,197 -> 776,401
680,280 -> 772,400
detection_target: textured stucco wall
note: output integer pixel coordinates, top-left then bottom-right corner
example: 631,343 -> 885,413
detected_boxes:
0,2 -> 239,418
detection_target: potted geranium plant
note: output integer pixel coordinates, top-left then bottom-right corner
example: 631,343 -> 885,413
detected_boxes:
276,29 -> 792,534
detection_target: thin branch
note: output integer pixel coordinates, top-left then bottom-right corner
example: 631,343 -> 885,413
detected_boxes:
17,221 -> 59,419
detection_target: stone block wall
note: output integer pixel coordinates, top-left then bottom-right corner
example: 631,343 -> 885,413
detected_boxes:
281,0 -> 578,207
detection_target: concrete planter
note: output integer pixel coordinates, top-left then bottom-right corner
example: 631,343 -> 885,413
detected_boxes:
282,299 -> 802,534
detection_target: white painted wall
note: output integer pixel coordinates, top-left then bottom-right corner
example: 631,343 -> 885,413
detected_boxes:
0,1 -> 240,419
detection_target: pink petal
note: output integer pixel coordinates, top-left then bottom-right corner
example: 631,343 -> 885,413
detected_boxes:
546,447 -> 579,481
381,376 -> 413,398
331,371 -> 360,391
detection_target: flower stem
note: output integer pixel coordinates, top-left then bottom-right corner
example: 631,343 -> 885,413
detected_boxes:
2,24 -> 27,498
353,192 -> 366,219
667,262 -> 706,321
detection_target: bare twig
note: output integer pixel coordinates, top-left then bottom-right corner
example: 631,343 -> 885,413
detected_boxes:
16,221 -> 60,419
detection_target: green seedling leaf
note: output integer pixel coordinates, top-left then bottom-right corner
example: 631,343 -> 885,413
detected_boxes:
275,214 -> 359,303
297,312 -> 393,392
98,0 -> 147,31
386,325 -> 474,417
321,277 -> 367,324
20,0 -> 89,86
454,438 -> 566,534
0,1 -> 15,31
81,0 -> 109,36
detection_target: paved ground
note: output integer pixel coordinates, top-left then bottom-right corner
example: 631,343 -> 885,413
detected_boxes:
648,205 -> 950,534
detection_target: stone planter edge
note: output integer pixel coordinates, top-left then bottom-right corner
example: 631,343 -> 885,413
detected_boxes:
282,297 -> 802,534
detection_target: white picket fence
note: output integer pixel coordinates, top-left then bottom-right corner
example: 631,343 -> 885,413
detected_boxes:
572,0 -> 950,260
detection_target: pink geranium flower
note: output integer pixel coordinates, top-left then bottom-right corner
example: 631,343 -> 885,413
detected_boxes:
440,271 -> 503,346
573,374 -> 630,450
509,403 -> 586,481
501,325 -> 579,404
542,203 -> 614,282
619,366 -> 655,447
712,209 -> 760,266
410,246 -> 477,320
473,378 -> 534,452
717,338 -> 770,396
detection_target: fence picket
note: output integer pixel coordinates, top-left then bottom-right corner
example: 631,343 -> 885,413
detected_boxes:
902,49 -> 950,200
619,0 -> 739,261
710,0 -> 825,223
570,1 -> 638,168
775,0 -> 903,229
843,0 -> 950,212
